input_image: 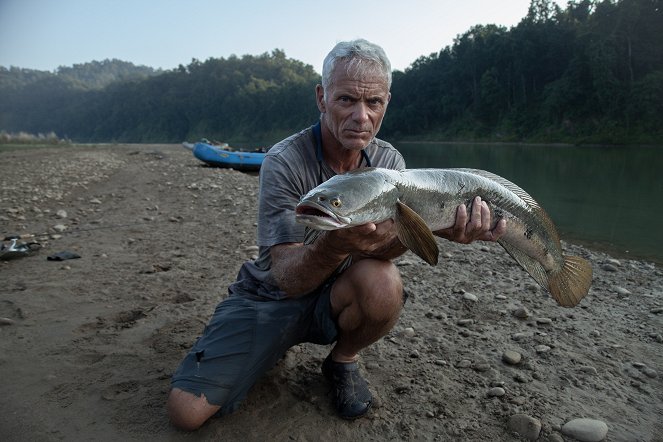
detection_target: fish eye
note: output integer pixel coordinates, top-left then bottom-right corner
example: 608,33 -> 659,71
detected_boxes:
331,198 -> 342,207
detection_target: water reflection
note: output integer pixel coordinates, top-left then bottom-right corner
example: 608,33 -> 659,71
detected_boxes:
397,142 -> 663,263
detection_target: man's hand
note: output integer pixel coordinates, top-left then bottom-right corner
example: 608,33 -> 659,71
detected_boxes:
324,219 -> 406,260
435,196 -> 506,244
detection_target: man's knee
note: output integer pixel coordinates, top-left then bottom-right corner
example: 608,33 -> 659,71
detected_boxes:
167,388 -> 220,431
337,259 -> 404,319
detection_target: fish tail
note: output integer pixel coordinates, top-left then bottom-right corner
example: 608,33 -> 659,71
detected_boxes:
548,255 -> 593,307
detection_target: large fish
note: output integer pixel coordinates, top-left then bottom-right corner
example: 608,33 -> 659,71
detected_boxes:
295,167 -> 592,307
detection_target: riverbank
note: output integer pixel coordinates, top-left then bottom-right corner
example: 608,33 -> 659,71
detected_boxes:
0,144 -> 661,441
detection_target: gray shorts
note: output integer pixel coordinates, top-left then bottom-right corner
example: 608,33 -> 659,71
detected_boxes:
170,283 -> 337,415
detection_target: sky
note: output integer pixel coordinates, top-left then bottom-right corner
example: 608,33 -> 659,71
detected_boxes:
0,0 -> 566,74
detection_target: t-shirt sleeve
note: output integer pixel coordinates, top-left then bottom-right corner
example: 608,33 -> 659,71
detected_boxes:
256,154 -> 307,247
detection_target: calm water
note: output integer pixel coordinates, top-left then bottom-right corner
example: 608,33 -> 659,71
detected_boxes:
397,142 -> 663,264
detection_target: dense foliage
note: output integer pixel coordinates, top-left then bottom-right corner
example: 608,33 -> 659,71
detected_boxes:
0,0 -> 661,144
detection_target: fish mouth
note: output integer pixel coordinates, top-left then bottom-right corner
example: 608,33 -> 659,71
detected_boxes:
295,202 -> 349,230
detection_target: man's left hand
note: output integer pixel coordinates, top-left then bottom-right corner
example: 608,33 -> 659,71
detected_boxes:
435,196 -> 506,244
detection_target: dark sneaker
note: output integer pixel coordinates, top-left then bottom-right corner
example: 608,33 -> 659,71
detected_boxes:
322,354 -> 372,419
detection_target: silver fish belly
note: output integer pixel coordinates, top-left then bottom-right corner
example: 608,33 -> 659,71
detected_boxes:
296,167 -> 593,307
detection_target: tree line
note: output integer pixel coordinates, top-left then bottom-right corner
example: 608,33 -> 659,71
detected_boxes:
0,0 -> 661,145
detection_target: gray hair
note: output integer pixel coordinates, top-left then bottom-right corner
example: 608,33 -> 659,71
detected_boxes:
321,39 -> 392,92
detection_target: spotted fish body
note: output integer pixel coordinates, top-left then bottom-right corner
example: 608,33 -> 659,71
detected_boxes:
295,167 -> 593,307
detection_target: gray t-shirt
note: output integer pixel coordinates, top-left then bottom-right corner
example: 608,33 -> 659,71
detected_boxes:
228,124 -> 406,300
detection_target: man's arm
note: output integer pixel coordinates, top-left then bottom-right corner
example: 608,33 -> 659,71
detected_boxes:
270,220 -> 406,297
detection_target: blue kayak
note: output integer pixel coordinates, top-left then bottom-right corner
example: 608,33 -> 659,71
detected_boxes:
193,141 -> 266,171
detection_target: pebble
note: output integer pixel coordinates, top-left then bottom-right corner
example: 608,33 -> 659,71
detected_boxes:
651,307 -> 663,314
457,319 -> 474,327
508,414 -> 541,441
55,209 -> 67,218
52,224 -> 67,232
642,367 -> 658,378
513,307 -> 530,319
615,286 -> 631,296
0,317 -> 15,326
495,294 -> 507,300
456,359 -> 472,368
463,292 -> 478,302
89,198 -> 102,204
488,387 -> 506,397
535,345 -> 551,353
547,433 -> 565,442
536,317 -> 553,325
561,418 -> 609,442
601,263 -> 618,272
579,366 -> 598,375
502,350 -> 522,365
403,327 -> 416,338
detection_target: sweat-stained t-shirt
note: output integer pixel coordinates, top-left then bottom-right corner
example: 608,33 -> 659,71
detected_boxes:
228,123 -> 406,300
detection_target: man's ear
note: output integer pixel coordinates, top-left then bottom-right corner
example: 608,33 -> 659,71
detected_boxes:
315,84 -> 326,113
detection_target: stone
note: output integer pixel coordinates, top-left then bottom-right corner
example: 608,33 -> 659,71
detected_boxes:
463,292 -> 478,302
403,327 -> 416,338
508,414 -> 542,441
535,345 -> 551,353
55,209 -> 67,219
561,418 -> 608,442
513,307 -> 530,318
502,350 -> 522,365
536,317 -> 553,325
601,263 -> 618,272
488,387 -> 506,397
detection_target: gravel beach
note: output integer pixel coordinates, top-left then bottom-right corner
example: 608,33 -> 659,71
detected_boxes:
1,144 -> 661,441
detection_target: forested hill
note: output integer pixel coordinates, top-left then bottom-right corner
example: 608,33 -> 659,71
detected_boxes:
0,59 -> 161,90
1,0 -> 661,144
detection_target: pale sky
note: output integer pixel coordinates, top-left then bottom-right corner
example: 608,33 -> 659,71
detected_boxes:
0,0 -> 566,74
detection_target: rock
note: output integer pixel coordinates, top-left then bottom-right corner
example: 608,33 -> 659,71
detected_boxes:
536,317 -> 553,325
52,224 -> 67,232
456,359 -> 472,368
513,307 -> 530,318
463,292 -> 478,302
561,418 -> 608,442
508,414 -> 542,441
89,198 -> 102,205
488,387 -> 505,397
642,367 -> 658,378
535,345 -> 551,353
502,350 -> 522,365
601,263 -> 618,272
55,209 -> 68,219
651,307 -> 663,314
457,319 -> 474,327
403,327 -> 416,338
615,286 -> 631,296
547,433 -> 565,442
495,294 -> 507,300
0,317 -> 15,326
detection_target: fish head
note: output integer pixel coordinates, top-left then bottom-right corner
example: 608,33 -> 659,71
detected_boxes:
295,168 -> 399,230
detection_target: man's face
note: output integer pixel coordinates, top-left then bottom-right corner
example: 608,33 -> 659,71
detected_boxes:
316,63 -> 391,151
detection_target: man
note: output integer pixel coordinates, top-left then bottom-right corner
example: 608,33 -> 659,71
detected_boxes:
168,39 -> 506,430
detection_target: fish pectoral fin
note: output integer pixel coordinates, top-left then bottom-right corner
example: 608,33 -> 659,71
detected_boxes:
395,200 -> 439,265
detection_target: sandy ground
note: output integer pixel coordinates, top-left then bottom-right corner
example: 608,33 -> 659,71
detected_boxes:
0,144 -> 661,442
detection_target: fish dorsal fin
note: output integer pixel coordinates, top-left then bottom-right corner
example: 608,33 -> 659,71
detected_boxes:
395,200 -> 439,265
456,168 -> 543,211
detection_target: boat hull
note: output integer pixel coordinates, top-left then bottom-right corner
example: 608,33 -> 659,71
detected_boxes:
193,142 -> 265,171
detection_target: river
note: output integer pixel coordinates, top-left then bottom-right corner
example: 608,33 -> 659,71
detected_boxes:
396,142 -> 663,264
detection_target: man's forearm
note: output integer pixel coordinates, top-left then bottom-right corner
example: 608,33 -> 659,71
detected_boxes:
270,235 -> 349,297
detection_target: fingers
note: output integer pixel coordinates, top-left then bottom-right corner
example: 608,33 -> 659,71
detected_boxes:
450,196 -> 507,244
